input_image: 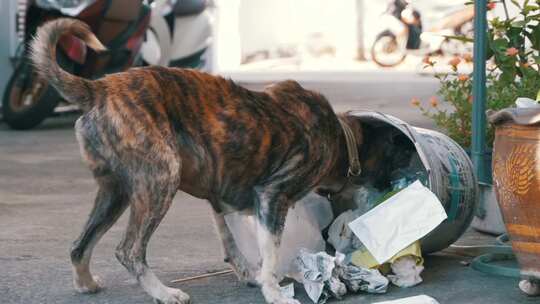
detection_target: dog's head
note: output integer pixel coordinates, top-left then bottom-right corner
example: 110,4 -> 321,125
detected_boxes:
316,114 -> 416,201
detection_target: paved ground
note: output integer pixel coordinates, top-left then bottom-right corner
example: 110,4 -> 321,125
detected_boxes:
0,73 -> 533,303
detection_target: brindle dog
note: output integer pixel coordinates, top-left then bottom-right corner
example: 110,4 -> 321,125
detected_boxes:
31,19 -> 364,304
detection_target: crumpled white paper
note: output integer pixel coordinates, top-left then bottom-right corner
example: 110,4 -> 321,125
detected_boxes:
294,249 -> 337,303
337,263 -> 389,293
388,255 -> 424,288
294,250 -> 390,304
348,181 -> 447,264
373,295 -> 440,304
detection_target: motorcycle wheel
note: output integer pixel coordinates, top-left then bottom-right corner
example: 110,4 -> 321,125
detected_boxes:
371,33 -> 407,67
2,58 -> 60,130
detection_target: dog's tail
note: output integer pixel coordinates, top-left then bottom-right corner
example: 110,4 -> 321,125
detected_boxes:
30,18 -> 107,109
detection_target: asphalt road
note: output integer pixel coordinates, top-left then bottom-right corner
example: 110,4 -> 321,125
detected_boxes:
0,73 -> 532,304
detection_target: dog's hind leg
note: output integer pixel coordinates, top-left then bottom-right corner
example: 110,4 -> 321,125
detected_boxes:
212,211 -> 258,285
115,160 -> 189,304
70,173 -> 129,293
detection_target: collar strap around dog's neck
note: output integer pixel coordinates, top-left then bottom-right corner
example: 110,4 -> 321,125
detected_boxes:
337,117 -> 362,177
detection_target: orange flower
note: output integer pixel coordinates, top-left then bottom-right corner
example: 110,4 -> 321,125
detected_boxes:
458,74 -> 469,82
506,47 -> 519,56
423,56 -> 434,66
448,57 -> 461,68
429,96 -> 439,107
463,53 -> 473,63
410,97 -> 421,107
487,2 -> 496,10
521,62 -> 530,68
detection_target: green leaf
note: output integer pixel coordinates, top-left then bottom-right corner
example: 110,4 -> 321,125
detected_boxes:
507,26 -> 525,48
531,23 -> 540,49
511,20 -> 526,27
523,5 -> 539,14
444,35 -> 474,43
490,38 -> 510,54
511,0 -> 522,9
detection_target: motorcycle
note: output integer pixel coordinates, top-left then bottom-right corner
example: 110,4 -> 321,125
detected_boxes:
141,0 -> 213,70
371,0 -> 474,67
2,0 -> 150,130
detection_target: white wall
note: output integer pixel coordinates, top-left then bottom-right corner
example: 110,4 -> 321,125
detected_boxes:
214,0 -> 474,72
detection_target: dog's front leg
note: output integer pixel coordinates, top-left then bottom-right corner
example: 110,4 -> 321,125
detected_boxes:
256,193 -> 300,304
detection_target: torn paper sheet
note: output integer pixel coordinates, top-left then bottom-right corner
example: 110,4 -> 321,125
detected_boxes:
373,295 -> 440,304
348,181 -> 447,264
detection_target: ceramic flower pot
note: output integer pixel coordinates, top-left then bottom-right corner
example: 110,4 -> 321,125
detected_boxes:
489,108 -> 540,296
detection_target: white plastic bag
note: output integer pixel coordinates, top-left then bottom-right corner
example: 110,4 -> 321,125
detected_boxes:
225,194 -> 331,278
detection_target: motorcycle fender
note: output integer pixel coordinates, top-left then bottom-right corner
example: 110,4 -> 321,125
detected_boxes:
169,10 -> 212,60
141,9 -> 172,66
58,35 -> 87,65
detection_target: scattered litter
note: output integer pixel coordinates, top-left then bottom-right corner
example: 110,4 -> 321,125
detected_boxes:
352,184 -> 385,214
387,255 -> 424,288
294,249 -> 337,304
348,181 -> 447,264
326,275 -> 348,299
170,269 -> 233,283
350,241 -> 423,270
372,295 -> 440,304
327,209 -> 363,253
280,283 -> 295,298
293,249 -> 392,304
338,264 -> 389,294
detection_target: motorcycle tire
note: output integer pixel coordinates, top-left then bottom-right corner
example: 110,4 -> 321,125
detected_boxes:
371,32 -> 407,68
2,58 -> 60,130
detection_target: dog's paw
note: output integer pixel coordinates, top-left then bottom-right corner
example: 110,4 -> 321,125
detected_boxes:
153,288 -> 191,304
262,285 -> 300,304
229,259 -> 258,285
74,275 -> 104,294
270,298 -> 300,304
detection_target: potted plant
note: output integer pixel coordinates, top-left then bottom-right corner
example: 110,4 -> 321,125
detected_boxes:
412,0 -> 540,234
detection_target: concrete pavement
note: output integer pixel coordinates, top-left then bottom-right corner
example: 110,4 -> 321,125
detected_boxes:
0,73 -> 532,303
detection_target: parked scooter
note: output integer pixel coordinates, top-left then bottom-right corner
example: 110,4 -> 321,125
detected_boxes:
141,0 -> 213,70
371,0 -> 474,67
2,0 -> 150,130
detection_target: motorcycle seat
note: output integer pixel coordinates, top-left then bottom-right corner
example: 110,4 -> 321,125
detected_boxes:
173,0 -> 207,17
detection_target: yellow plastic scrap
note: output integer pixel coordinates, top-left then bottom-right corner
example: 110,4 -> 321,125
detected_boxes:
350,240 -> 423,272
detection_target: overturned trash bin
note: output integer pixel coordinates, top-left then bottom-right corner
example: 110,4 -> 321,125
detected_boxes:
346,110 -> 478,253
224,110 -> 478,285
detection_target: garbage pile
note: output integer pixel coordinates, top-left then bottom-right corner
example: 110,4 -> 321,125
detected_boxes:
225,134 -> 450,303
289,180 -> 447,304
